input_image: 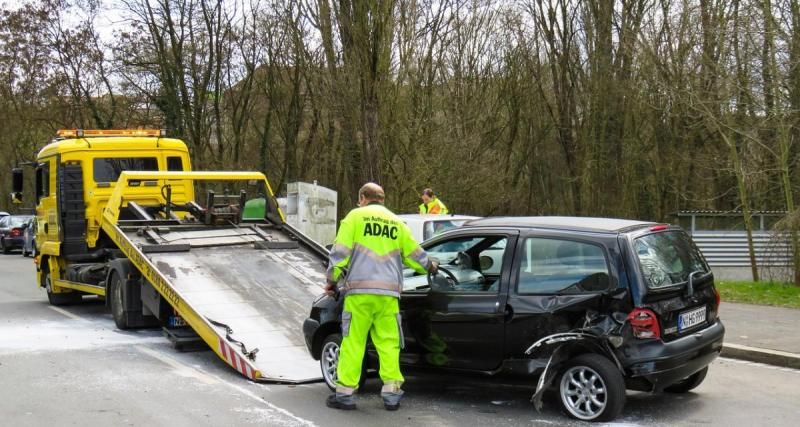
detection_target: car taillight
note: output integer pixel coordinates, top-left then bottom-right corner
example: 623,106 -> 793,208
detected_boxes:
10,228 -> 21,237
627,308 -> 661,339
714,287 -> 721,316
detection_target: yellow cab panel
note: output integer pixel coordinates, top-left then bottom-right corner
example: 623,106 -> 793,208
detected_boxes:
34,131 -> 192,259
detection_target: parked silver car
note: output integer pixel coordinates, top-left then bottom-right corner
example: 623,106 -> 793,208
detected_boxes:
0,215 -> 33,254
21,217 -> 36,257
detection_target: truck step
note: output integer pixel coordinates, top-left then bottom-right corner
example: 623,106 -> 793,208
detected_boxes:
163,327 -> 208,352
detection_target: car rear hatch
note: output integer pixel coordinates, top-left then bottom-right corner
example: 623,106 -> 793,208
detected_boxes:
630,227 -> 720,342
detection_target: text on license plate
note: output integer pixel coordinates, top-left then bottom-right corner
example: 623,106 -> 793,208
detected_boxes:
678,306 -> 706,331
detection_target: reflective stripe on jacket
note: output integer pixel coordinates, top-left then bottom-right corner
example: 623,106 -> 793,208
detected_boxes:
327,202 -> 431,297
418,197 -> 448,215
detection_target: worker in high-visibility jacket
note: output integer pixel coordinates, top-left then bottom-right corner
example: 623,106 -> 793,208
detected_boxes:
325,183 -> 438,411
418,188 -> 448,215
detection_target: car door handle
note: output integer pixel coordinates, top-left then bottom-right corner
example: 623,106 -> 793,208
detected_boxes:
503,304 -> 514,323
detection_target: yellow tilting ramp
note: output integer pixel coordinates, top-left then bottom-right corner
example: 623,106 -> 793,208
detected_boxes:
102,171 -> 329,382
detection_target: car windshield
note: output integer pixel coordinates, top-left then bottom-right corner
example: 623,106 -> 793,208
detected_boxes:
423,219 -> 469,241
634,231 -> 708,289
8,216 -> 32,227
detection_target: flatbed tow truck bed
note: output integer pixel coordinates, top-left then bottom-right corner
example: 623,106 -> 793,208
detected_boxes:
99,171 -> 329,382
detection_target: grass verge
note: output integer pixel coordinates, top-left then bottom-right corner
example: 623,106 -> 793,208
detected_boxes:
716,280 -> 800,309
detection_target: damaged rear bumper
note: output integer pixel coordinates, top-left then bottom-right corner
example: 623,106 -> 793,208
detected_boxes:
622,320 -> 725,391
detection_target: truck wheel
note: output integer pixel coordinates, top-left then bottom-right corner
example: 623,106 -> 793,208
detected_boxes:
43,267 -> 81,306
109,272 -> 130,330
664,367 -> 708,393
320,333 -> 367,392
557,353 -> 625,422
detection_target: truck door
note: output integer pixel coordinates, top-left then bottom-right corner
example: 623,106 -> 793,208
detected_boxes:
35,158 -> 60,253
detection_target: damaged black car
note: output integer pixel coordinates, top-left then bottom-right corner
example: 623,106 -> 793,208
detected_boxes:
303,217 -> 725,422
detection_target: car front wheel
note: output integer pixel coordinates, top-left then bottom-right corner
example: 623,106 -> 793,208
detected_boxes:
320,333 -> 368,392
320,334 -> 342,391
558,353 -> 625,422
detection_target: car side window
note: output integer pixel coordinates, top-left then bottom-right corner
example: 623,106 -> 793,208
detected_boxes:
517,238 -> 611,294
403,235 -> 508,294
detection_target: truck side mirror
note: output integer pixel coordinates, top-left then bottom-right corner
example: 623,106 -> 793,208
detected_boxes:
11,168 -> 23,204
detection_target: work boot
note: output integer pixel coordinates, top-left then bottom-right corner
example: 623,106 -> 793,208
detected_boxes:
381,383 -> 404,411
326,393 -> 356,410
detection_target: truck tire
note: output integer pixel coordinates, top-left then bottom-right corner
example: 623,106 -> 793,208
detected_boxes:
557,353 -> 626,422
108,271 -> 130,330
320,333 -> 368,392
664,367 -> 708,393
43,265 -> 82,306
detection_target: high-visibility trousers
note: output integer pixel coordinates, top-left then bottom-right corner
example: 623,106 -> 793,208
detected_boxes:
336,294 -> 404,395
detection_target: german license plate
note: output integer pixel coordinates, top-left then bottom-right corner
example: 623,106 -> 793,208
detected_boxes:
678,306 -> 706,332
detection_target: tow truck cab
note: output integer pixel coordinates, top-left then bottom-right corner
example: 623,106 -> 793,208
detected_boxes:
14,129 -> 192,303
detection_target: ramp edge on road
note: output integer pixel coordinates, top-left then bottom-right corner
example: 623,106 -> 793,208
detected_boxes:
722,343 -> 800,370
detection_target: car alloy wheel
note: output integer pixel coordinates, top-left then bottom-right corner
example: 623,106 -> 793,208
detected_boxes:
321,339 -> 340,390
560,365 -> 607,421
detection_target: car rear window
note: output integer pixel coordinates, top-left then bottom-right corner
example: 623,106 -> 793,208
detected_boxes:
634,231 -> 709,289
93,157 -> 159,183
8,216 -> 32,227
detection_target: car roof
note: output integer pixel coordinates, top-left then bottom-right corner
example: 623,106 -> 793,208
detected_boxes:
464,216 -> 658,234
398,214 -> 480,222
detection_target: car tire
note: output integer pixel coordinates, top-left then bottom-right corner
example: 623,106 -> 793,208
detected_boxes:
664,367 -> 708,393
109,272 -> 130,330
557,353 -> 626,422
320,333 -> 368,392
44,265 -> 82,306
1,239 -> 9,254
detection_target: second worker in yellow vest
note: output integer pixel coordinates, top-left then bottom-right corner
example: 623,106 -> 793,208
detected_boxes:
418,188 -> 448,215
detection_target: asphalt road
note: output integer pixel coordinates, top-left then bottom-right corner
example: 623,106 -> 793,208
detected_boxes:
1,253 -> 798,426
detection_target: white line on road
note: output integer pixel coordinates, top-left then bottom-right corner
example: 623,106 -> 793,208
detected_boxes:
207,374 -> 317,427
136,345 -> 317,427
718,357 -> 800,374
47,305 -> 83,321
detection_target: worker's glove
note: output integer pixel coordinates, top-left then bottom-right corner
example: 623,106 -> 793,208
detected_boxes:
324,280 -> 337,296
428,259 -> 439,275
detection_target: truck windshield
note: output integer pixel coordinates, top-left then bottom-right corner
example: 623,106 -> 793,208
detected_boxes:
93,157 -> 159,182
634,231 -> 709,289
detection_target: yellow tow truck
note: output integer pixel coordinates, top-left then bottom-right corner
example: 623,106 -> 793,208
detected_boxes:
10,129 -> 329,382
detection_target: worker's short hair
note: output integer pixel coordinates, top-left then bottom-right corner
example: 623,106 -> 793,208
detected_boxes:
422,188 -> 435,197
359,182 -> 385,202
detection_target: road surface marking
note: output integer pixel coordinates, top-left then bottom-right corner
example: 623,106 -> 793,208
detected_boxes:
136,345 -> 218,385
47,306 -> 83,321
207,376 -> 316,427
136,345 -> 315,426
718,357 -> 800,374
